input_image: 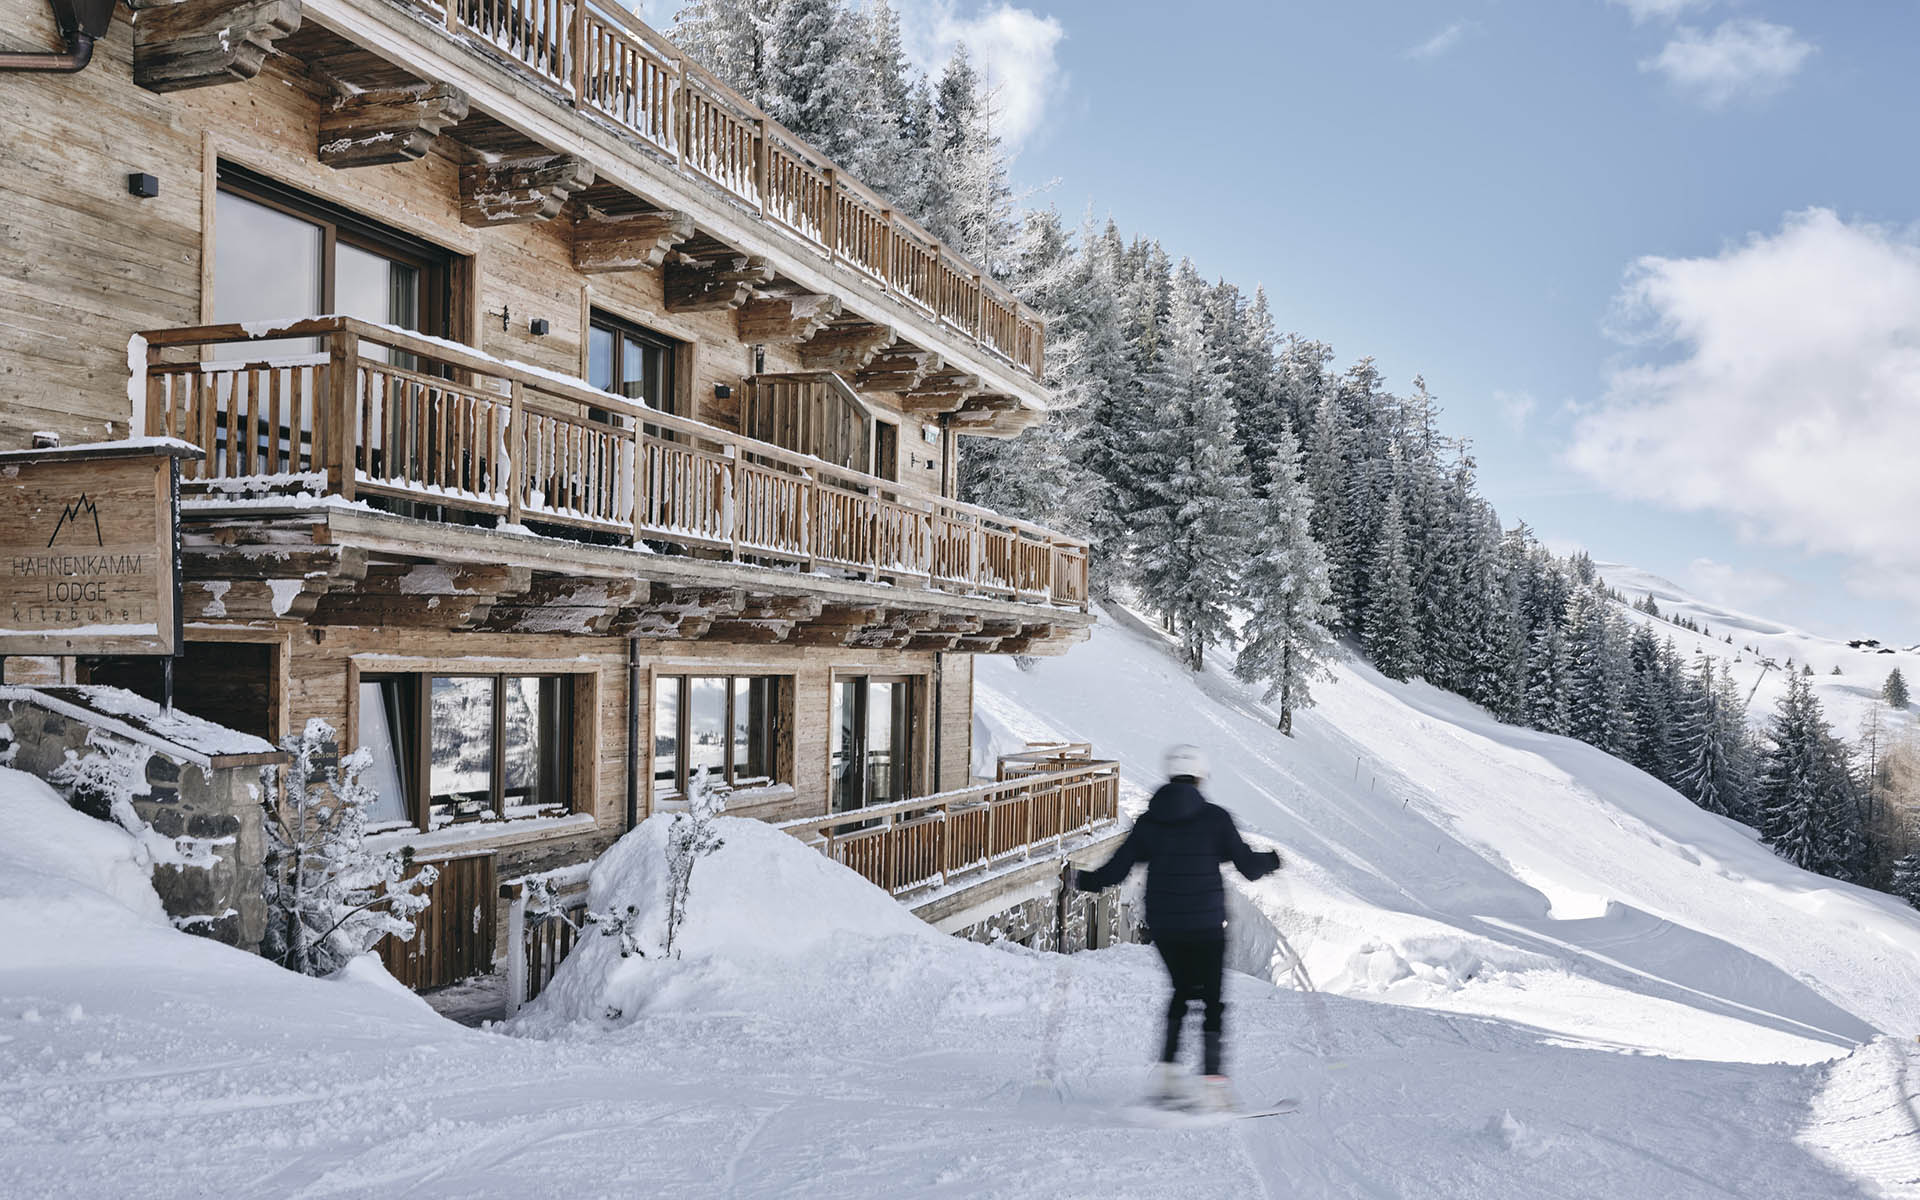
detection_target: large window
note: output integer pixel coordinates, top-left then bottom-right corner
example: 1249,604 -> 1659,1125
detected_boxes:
831,675 -> 918,812
588,310 -> 679,415
653,673 -> 784,799
358,673 -> 575,830
213,167 -> 451,359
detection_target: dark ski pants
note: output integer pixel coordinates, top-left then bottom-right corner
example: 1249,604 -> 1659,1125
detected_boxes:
1154,933 -> 1226,1076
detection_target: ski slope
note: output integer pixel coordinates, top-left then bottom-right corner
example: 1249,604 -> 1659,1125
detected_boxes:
5,607 -> 1920,1197
1596,560 -> 1920,744
978,604 -> 1920,1054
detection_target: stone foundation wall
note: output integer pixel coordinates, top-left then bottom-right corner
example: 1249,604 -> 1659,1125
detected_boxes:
951,886 -> 1139,952
0,699 -> 270,954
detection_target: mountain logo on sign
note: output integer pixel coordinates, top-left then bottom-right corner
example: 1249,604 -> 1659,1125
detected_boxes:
47,495 -> 104,548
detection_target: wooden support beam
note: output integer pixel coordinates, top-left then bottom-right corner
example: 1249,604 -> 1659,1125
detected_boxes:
477,576 -> 649,634
901,368 -> 983,415
664,252 -> 775,312
571,210 -> 696,272
460,156 -> 595,227
797,321 -> 896,373
133,0 -> 301,93
180,542 -> 366,621
308,562 -> 530,629
736,293 -> 843,345
318,83 -> 470,169
854,344 -> 941,395
608,586 -> 745,639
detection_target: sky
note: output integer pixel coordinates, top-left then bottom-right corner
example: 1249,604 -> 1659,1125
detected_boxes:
645,1 -> 1920,644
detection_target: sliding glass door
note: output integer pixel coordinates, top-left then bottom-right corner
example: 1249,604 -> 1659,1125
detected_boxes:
831,675 -> 917,813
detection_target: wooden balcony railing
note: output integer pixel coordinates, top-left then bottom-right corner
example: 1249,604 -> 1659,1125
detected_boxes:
415,0 -> 1044,379
141,317 -> 1089,610
777,756 -> 1121,897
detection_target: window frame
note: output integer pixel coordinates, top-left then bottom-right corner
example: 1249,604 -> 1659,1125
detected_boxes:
587,307 -> 682,418
829,672 -> 924,813
651,670 -> 789,801
353,668 -> 581,833
215,165 -> 453,339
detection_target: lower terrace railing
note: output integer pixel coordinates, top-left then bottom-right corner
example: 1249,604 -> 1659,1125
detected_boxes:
425,0 -> 1044,378
142,317 -> 1090,611
775,757 -> 1121,898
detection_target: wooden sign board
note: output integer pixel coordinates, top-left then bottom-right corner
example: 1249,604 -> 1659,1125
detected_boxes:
0,442 -> 198,657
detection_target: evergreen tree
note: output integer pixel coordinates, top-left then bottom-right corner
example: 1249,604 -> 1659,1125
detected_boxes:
1132,263 -> 1252,670
1758,674 -> 1864,877
1891,852 -> 1920,910
1565,587 -> 1627,753
1676,654 -> 1753,820
1300,392 -> 1355,630
764,0 -> 869,166
671,0 -> 778,103
1886,668 -> 1911,710
1525,620 -> 1571,734
925,46 -> 1012,272
1234,429 -> 1338,734
1361,478 -> 1421,681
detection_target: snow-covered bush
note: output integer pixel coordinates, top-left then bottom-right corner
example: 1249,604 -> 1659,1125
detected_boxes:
50,730 -> 217,871
261,719 -> 437,976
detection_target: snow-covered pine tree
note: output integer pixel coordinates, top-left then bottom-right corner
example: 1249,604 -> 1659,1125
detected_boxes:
1361,473 -> 1421,681
1301,392 -> 1355,631
262,719 -> 437,977
1273,333 -> 1334,450
763,0 -> 870,168
1525,619 -> 1570,734
671,0 -> 777,103
959,208 -> 1099,529
1675,653 -> 1752,819
1231,288 -> 1282,493
1625,625 -> 1678,784
1564,586 -> 1628,754
1757,673 -> 1865,877
1886,668 -> 1911,710
925,46 -> 1012,272
851,0 -> 925,211
1233,428 -> 1338,734
1891,851 -> 1920,910
1132,261 -> 1253,671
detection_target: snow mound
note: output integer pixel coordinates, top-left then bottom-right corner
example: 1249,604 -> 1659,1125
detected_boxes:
0,766 -> 165,944
515,814 -> 965,1032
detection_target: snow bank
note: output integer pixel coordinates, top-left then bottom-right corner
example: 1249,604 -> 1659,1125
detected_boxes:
0,766 -> 165,946
514,814 -> 960,1032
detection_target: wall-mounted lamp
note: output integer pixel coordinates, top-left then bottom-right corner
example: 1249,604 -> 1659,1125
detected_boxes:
713,383 -> 733,401
752,344 -> 766,374
127,172 -> 159,199
529,317 -> 550,336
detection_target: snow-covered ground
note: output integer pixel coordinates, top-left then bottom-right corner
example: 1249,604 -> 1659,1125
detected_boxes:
5,606 -> 1920,1197
1596,560 -> 1920,744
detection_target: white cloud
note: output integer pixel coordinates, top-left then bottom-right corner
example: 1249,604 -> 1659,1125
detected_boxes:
1641,19 -> 1814,108
1684,557 -> 1793,607
1609,0 -> 1714,24
902,2 -> 1067,151
1567,209 -> 1920,620
1403,20 -> 1475,61
1495,389 -> 1538,432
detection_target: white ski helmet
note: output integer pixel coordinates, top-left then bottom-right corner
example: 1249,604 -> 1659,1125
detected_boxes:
1163,744 -> 1209,782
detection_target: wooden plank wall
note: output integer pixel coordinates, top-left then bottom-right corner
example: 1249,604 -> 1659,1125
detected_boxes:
0,0 -> 952,482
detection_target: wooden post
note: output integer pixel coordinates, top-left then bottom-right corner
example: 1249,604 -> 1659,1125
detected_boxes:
971,272 -> 985,343
879,210 -> 894,294
1023,779 -> 1035,858
822,168 -> 839,262
754,118 -> 770,217
506,379 -> 525,525
725,446 -> 740,561
674,57 -> 689,169
570,0 -> 588,106
444,0 -> 460,35
328,331 -> 360,501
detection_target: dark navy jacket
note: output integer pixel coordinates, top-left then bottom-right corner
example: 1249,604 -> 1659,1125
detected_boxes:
1075,780 -> 1280,937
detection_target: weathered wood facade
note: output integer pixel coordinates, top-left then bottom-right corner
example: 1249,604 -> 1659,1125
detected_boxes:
0,0 -> 1096,991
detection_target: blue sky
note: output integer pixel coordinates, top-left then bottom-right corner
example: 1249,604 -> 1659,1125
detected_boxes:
647,1 -> 1920,642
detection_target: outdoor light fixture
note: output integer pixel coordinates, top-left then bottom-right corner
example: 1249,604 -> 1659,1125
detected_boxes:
0,0 -> 117,72
529,317 -> 550,336
128,172 -> 159,198
752,345 -> 766,373
713,383 -> 733,401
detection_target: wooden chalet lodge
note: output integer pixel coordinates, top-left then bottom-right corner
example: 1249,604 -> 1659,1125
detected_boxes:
0,0 -> 1130,997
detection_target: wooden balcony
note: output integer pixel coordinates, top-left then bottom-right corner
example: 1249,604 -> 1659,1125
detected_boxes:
141,317 -> 1089,612
777,754 -> 1122,898
403,0 -> 1043,379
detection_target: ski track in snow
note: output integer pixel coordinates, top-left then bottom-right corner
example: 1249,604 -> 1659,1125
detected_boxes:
5,604 -> 1920,1196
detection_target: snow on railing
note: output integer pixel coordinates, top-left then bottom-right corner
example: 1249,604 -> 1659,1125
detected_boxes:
417,0 -> 1045,378
140,317 -> 1090,610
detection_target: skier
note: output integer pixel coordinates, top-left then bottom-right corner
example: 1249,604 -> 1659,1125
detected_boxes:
1072,745 -> 1281,1113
